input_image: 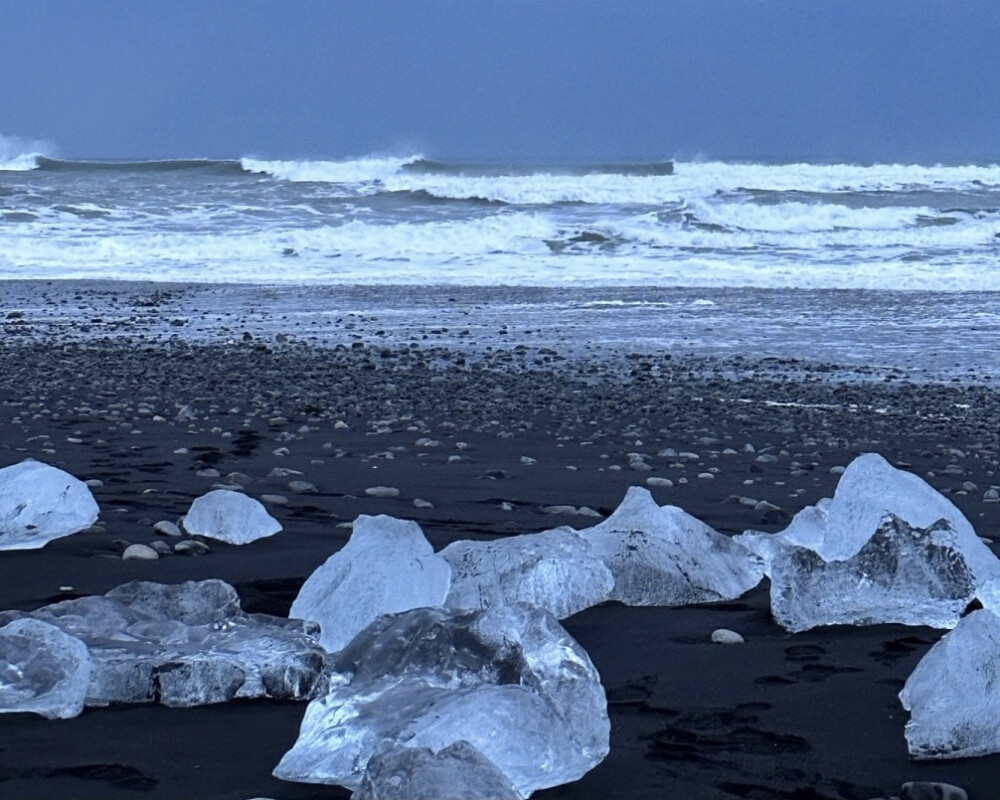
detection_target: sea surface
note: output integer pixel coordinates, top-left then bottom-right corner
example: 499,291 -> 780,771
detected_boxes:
3,151 -> 1000,379
2,153 -> 999,289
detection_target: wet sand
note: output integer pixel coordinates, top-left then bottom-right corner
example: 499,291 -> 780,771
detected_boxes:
2,282 -> 1000,799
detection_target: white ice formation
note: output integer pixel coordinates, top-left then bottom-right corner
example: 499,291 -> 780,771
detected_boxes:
290,515 -> 451,653
183,489 -> 282,544
0,579 -> 325,708
441,526 -> 613,619
0,460 -> 99,550
0,618 -> 92,719
900,609 -> 1000,759
352,740 -> 520,800
274,603 -> 609,796
582,486 -> 764,606
769,514 -> 978,632
738,453 -> 999,584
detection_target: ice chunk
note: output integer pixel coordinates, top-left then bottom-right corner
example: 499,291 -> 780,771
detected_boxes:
900,609 -> 1000,759
0,579 -> 324,707
353,740 -> 520,800
441,526 -> 613,619
770,514 -> 977,633
0,618 -> 91,719
290,515 -> 451,653
274,603 -> 609,796
743,453 -> 999,584
183,489 -> 282,544
582,486 -> 764,605
0,460 -> 99,550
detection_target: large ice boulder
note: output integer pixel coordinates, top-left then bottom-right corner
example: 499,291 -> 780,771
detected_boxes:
0,618 -> 92,719
290,515 -> 451,653
582,486 -> 764,606
770,514 -> 978,632
441,526 -> 613,619
740,453 -> 999,584
0,460 -> 99,550
900,609 -> 1000,759
353,741 -> 520,800
274,603 -> 610,796
0,579 -> 325,707
183,489 -> 282,544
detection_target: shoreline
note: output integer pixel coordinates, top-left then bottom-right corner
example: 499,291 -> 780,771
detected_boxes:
2,283 -> 1000,798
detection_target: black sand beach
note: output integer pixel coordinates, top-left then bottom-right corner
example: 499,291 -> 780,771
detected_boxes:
2,282 -> 1000,799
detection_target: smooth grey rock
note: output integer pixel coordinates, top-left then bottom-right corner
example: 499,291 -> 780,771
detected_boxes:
183,490 -> 282,545
771,514 -> 976,633
711,628 -> 745,644
365,486 -> 400,499
0,618 -> 91,719
0,579 -> 324,708
901,782 -> 967,800
290,515 -> 451,653
352,741 -> 520,800
288,481 -> 318,494
122,543 -> 159,561
274,604 -> 609,796
174,539 -> 210,556
153,520 -> 182,537
0,460 -> 100,550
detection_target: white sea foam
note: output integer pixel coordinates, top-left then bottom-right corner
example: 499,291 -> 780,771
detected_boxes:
240,155 -> 424,184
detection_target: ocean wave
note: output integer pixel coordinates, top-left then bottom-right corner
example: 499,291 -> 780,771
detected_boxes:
240,155 -> 425,184
0,132 -> 56,171
32,157 -> 245,175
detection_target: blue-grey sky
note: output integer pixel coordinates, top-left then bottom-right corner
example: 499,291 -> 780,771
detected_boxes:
2,1 -> 998,162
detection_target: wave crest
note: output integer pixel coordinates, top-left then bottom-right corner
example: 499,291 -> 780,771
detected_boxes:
0,132 -> 57,171
240,154 -> 425,184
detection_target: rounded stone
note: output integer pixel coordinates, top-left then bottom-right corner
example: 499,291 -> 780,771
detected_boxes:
122,544 -> 159,561
711,628 -> 745,644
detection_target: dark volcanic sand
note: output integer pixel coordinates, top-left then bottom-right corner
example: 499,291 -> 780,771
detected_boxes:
2,283 -> 1000,799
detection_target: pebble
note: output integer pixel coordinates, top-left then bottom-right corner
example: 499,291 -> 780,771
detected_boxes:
646,477 -> 673,488
711,628 -> 744,644
268,467 -> 303,478
830,465 -> 847,475
901,782 -> 968,800
122,543 -> 159,561
413,498 -> 434,509
149,540 -> 173,556
542,504 -> 579,516
984,488 -> 999,502
226,471 -> 253,486
196,468 -> 220,478
520,456 -> 537,465
260,494 -> 289,505
84,478 -> 103,488
288,480 -> 317,494
366,486 -> 400,498
153,520 -> 182,537
174,540 -> 210,556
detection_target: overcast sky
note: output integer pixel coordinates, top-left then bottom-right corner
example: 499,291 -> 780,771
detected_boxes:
2,1 -> 998,163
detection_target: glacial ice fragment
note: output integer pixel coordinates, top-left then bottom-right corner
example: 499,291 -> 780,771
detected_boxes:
900,609 -> 1000,759
290,514 -> 451,653
0,579 -> 324,707
274,603 -> 609,796
582,486 -> 764,605
0,618 -> 91,719
441,525 -> 613,619
769,514 -> 977,633
739,453 -> 999,584
0,460 -> 99,550
353,741 -> 520,800
183,489 -> 282,544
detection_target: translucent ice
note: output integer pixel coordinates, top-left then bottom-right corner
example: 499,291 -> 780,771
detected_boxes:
0,460 -> 99,550
274,603 -> 610,796
770,514 -> 977,633
290,515 -> 451,653
441,526 -> 613,619
353,740 -> 520,800
900,609 -> 1000,759
742,453 -> 999,584
0,618 -> 91,719
582,486 -> 764,605
0,579 -> 324,707
183,489 -> 282,544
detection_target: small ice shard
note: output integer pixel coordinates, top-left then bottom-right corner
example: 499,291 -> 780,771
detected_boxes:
440,526 -> 613,619
352,740 -> 520,800
0,618 -> 91,719
274,603 -> 609,796
582,486 -> 764,605
0,460 -> 99,550
290,515 -> 451,653
900,609 -> 1000,759
739,453 -> 1000,584
770,514 -> 977,633
0,579 -> 324,707
183,489 -> 282,544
